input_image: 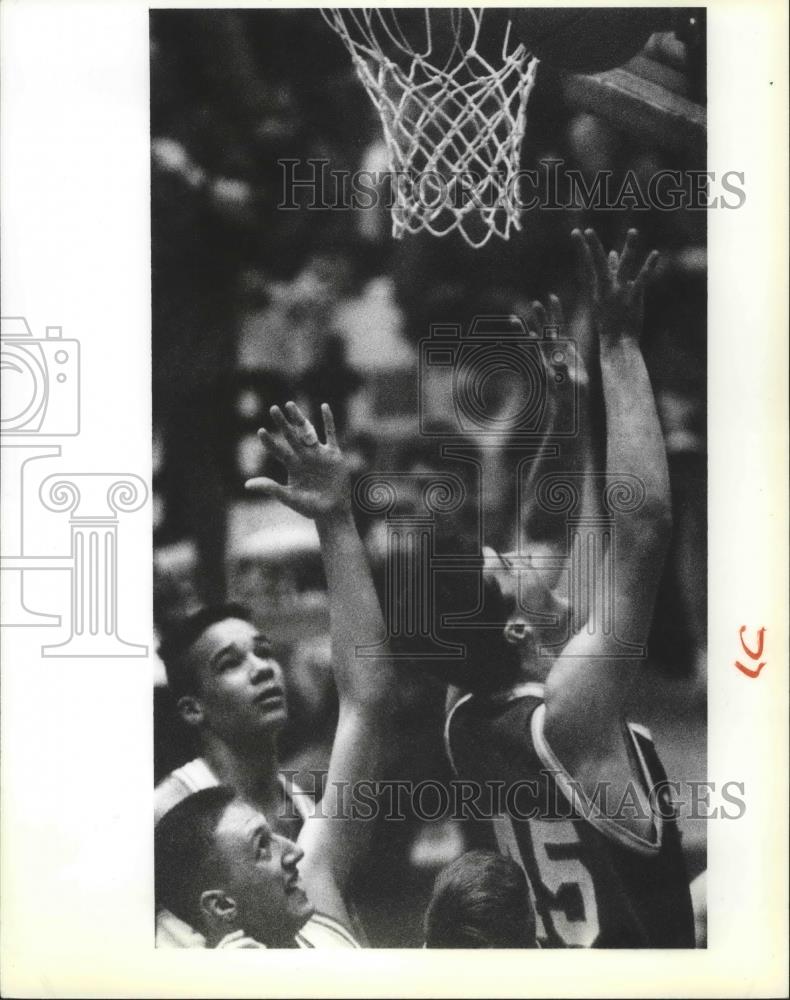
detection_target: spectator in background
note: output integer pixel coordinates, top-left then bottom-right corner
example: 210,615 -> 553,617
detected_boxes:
151,18 -> 260,602
300,333 -> 362,436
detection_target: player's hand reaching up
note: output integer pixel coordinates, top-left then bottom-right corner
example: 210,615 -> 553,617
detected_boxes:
526,290 -> 564,336
245,402 -> 351,520
572,227 -> 659,343
527,290 -> 593,393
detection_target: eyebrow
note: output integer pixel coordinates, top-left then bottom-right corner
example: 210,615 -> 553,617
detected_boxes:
210,641 -> 243,668
208,631 -> 272,669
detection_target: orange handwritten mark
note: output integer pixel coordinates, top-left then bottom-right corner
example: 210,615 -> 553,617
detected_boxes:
735,626 -> 766,678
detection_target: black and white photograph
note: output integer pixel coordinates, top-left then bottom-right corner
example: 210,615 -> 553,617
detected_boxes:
1,1 -> 787,996
151,5 -> 710,952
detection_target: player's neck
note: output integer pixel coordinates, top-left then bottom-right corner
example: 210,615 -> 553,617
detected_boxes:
201,730 -> 280,802
517,655 -> 552,686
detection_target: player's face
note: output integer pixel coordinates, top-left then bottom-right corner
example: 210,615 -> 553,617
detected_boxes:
186,618 -> 288,742
214,800 -> 314,946
483,551 -> 570,678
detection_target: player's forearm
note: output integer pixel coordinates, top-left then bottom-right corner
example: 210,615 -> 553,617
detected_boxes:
298,512 -> 398,906
316,508 -> 395,712
524,388 -> 593,541
524,312 -> 603,544
599,333 -> 672,540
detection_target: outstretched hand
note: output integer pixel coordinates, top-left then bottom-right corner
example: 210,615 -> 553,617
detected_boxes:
526,289 -> 592,396
245,402 -> 351,520
572,227 -> 658,343
527,291 -> 564,337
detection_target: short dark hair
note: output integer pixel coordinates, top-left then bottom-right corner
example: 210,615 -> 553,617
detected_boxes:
157,603 -> 253,698
155,785 -> 236,929
425,850 -> 536,948
391,541 -> 521,694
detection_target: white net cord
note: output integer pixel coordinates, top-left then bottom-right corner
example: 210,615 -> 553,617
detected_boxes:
322,9 -> 539,249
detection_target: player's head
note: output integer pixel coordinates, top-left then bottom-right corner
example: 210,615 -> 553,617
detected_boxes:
158,603 -> 287,746
155,787 -> 314,947
482,547 -> 571,681
389,535 -> 523,695
424,850 -> 537,948
402,542 -> 568,693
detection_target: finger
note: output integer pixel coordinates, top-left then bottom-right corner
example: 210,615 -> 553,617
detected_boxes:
284,399 -> 310,428
571,228 -> 597,294
571,306 -> 595,366
284,400 -> 320,446
244,477 -> 290,504
256,426 -> 293,464
608,249 -> 619,277
270,405 -> 301,450
497,550 -> 514,570
584,228 -> 610,289
547,293 -> 565,329
617,228 -> 641,282
632,249 -> 660,296
530,299 -> 548,335
321,403 -> 338,448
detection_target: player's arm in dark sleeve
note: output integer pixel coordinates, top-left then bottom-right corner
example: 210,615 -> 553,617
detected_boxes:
543,229 -> 668,834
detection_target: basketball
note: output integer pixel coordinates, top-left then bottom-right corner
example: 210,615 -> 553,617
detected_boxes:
510,9 -> 666,73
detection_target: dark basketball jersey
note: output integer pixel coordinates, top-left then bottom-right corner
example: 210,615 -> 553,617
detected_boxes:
445,682 -> 695,948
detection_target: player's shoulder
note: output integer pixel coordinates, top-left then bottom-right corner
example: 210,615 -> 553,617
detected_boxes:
154,761 -> 311,825
154,757 -> 218,824
533,702 -> 668,852
446,680 -> 546,727
295,912 -> 361,949
445,681 -> 546,773
156,912 -> 361,949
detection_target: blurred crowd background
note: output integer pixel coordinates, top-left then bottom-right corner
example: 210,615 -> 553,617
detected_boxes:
151,9 -> 707,946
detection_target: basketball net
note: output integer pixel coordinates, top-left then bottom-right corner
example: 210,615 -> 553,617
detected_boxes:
322,9 -> 538,249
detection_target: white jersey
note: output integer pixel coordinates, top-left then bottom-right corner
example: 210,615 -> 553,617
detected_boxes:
160,914 -> 360,949
154,757 -> 310,825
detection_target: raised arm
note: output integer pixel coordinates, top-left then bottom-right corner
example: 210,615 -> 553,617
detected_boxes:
543,230 -> 669,811
520,288 -> 604,588
246,402 -> 397,925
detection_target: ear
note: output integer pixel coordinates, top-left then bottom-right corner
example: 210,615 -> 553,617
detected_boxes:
176,694 -> 205,728
503,615 -> 532,646
200,889 -> 237,924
